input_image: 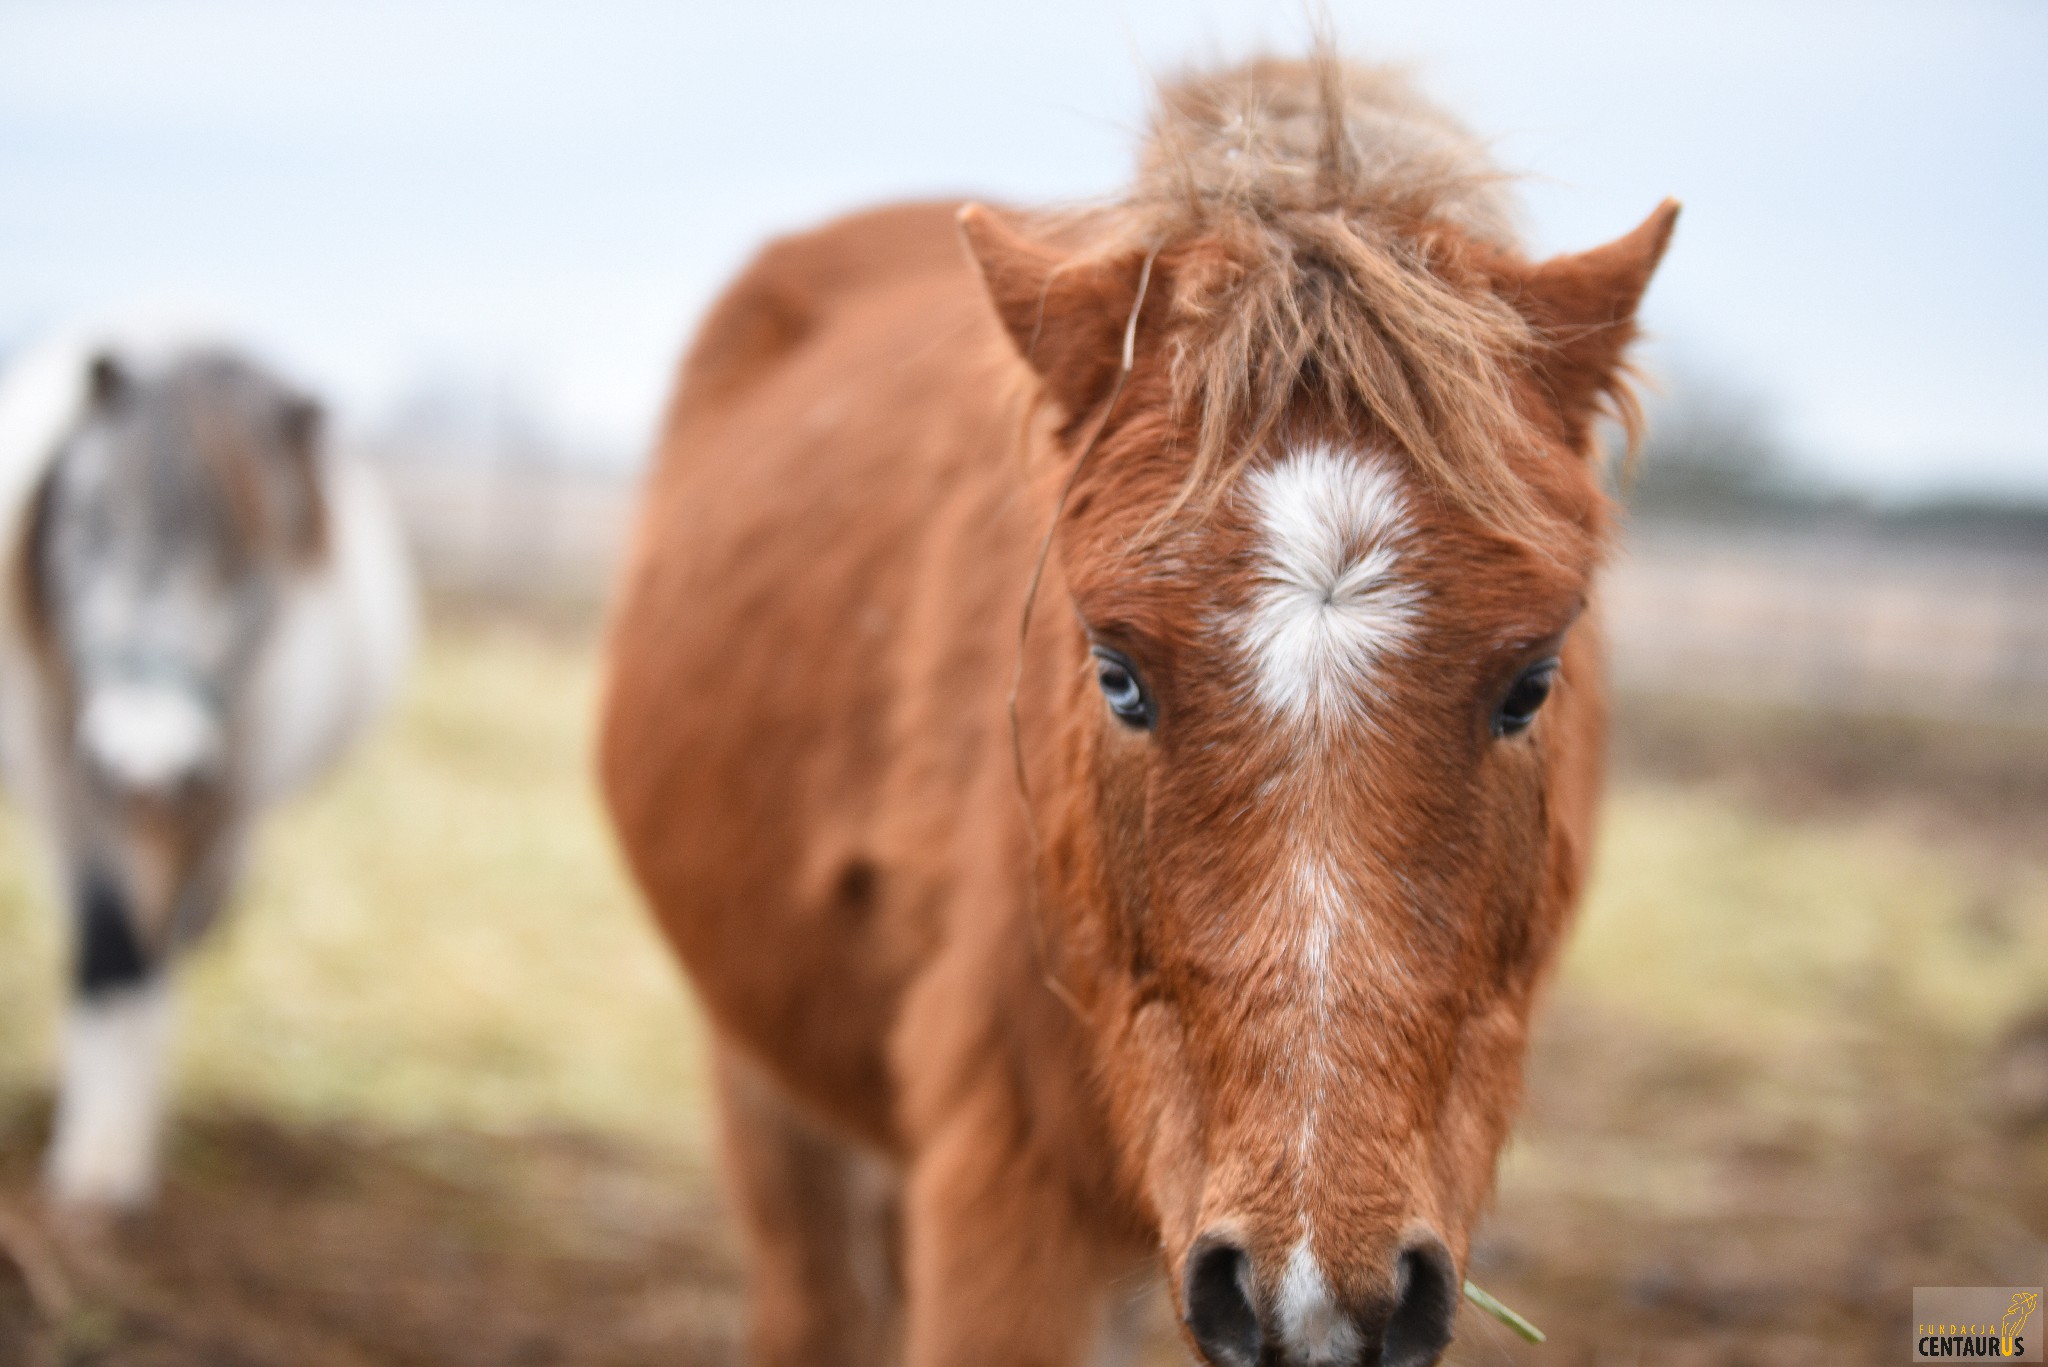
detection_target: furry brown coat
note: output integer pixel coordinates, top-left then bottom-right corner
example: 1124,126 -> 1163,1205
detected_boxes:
602,53 -> 1674,1367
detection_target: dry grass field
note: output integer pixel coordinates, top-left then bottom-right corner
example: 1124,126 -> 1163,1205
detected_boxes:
2,618 -> 2045,1366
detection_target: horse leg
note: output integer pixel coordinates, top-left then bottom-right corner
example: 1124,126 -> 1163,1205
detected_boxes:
45,864 -> 175,1209
716,1044 -> 900,1367
900,1086 -> 1127,1367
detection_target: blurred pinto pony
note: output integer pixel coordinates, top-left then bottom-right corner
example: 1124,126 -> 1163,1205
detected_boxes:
0,327 -> 414,1208
604,53 -> 1675,1367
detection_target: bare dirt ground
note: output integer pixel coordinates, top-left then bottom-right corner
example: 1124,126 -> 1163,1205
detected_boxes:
0,1111 -> 742,1367
5,1007 -> 2042,1367
2,630 -> 2045,1366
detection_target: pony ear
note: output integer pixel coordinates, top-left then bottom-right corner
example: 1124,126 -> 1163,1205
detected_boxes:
272,394 -> 329,561
1514,199 -> 1680,443
86,352 -> 132,411
279,394 -> 324,455
958,203 -> 1148,420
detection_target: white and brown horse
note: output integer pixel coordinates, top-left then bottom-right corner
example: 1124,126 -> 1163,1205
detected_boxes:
0,326 -> 414,1208
603,55 -> 1675,1367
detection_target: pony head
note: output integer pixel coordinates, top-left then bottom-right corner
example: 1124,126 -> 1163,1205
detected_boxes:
26,347 -> 327,949
964,57 -> 1674,1367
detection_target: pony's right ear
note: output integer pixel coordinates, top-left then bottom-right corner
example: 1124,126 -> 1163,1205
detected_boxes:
86,353 -> 132,411
958,204 -> 1147,420
279,394 -> 324,455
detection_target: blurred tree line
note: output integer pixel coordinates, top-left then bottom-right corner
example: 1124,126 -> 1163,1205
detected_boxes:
1619,366 -> 2048,549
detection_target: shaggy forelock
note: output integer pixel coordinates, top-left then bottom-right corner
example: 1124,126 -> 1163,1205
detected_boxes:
1058,48 -> 1569,536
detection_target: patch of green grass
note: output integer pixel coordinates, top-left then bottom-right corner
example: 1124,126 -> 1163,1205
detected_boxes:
1573,781 -> 2048,1056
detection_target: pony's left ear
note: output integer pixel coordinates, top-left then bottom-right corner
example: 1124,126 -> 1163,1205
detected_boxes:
86,352 -> 133,411
958,203 -> 1152,421
1511,199 -> 1680,446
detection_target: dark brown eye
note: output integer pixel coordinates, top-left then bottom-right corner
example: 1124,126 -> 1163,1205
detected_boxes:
1091,647 -> 1154,729
1493,658 -> 1559,738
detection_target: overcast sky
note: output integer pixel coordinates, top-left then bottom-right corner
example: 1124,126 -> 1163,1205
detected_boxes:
1,0 -> 2042,497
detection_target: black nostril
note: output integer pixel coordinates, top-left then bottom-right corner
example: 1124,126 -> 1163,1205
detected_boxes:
1183,1235 -> 1262,1367
1382,1234 -> 1458,1367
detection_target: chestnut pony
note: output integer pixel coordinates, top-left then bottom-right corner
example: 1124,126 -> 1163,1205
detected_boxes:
603,55 -> 1675,1367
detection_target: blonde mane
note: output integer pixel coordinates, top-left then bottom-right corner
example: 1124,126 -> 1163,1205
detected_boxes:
1073,51 -> 1560,532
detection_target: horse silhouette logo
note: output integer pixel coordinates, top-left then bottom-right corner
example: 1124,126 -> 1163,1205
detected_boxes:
2008,1292 -> 2042,1359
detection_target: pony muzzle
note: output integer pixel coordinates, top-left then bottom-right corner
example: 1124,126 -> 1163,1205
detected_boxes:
1181,1225 -> 1459,1367
77,680 -> 225,796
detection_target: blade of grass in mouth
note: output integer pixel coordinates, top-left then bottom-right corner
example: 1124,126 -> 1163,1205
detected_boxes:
1463,1280 -> 1546,1344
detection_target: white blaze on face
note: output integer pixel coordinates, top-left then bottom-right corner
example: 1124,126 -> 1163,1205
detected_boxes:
1236,445 -> 1421,729
1234,445 -> 1424,1312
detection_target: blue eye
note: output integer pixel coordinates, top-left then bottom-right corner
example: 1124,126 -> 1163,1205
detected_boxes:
1091,647 -> 1154,729
1493,658 -> 1559,738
